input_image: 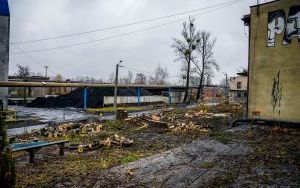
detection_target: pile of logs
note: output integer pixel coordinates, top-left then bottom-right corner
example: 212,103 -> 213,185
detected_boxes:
68,134 -> 134,152
170,122 -> 210,135
35,122 -> 103,138
125,113 -> 169,129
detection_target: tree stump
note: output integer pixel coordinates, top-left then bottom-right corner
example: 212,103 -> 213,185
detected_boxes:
116,109 -> 128,120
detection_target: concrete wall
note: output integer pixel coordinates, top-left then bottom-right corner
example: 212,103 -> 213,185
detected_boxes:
0,15 -> 9,110
103,92 -> 184,105
104,96 -> 169,105
229,90 -> 247,103
248,0 -> 300,122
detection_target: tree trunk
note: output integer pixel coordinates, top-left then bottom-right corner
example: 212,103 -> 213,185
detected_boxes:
196,73 -> 204,100
183,59 -> 191,103
0,117 -> 16,188
196,39 -> 206,101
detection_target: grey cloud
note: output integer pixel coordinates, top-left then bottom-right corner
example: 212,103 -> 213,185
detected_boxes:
8,0 -> 261,83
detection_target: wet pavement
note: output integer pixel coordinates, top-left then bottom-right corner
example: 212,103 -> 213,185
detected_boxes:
11,105 -> 90,122
6,106 -> 163,136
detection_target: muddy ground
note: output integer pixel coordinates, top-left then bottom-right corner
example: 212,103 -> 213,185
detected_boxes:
13,104 -> 300,187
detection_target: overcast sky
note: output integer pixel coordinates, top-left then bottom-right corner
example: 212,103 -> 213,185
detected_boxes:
7,0 -> 269,84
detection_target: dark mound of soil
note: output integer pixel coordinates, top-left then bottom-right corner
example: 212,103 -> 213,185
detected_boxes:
27,87 -> 153,108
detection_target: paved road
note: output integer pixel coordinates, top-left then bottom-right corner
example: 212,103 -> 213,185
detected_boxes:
93,134 -> 253,187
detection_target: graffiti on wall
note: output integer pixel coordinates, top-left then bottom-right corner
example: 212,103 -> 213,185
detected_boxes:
267,10 -> 286,47
271,71 -> 283,115
267,5 -> 300,47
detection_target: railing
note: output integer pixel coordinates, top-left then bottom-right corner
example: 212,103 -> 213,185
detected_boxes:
0,109 -> 17,122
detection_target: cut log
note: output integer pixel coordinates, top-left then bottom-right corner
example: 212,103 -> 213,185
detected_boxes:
146,119 -> 168,128
151,114 -> 161,121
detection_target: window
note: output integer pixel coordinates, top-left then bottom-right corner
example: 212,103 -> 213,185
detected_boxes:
237,82 -> 242,89
237,92 -> 241,98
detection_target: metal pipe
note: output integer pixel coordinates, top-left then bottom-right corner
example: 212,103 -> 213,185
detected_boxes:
0,81 -> 190,89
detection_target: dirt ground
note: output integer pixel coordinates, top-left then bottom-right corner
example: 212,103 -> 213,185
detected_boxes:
13,104 -> 300,187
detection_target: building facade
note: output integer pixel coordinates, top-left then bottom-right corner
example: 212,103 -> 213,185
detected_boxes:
229,73 -> 248,104
244,0 -> 300,122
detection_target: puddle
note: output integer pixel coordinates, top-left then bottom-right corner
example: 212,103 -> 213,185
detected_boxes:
7,106 -> 162,136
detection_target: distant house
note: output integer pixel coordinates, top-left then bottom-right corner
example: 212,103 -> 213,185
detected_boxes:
229,72 -> 247,104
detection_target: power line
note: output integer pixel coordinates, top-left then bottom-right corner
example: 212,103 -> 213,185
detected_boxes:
121,65 -> 182,79
12,45 -> 60,76
12,0 -> 242,54
11,0 -> 242,45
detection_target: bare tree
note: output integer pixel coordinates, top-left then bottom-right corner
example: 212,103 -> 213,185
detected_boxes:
180,62 -> 204,87
16,65 -> 32,97
120,71 -> 133,84
126,71 -> 133,84
16,64 -> 30,78
237,67 -> 248,75
108,72 -> 115,84
219,78 -> 227,87
206,75 -> 212,85
54,74 -> 63,82
148,64 -> 169,85
194,31 -> 219,100
172,18 -> 200,103
135,73 -> 147,84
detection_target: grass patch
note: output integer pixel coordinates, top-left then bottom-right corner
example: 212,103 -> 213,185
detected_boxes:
119,154 -> 141,164
199,161 -> 215,169
209,131 -> 237,144
256,143 -> 269,156
213,169 -> 239,186
103,120 -> 124,131
87,106 -> 144,114
218,170 -> 239,186
171,108 -> 185,114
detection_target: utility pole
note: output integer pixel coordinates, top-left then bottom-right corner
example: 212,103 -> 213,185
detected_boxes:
225,73 -> 229,98
114,60 -> 122,109
222,71 -> 229,97
44,66 -> 49,79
